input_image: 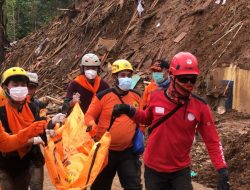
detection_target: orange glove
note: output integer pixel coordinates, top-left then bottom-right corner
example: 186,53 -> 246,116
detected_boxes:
17,120 -> 47,144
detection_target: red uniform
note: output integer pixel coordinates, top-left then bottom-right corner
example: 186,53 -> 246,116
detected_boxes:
133,89 -> 227,172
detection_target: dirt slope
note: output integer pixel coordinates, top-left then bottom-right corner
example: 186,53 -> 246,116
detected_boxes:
2,0 -> 250,97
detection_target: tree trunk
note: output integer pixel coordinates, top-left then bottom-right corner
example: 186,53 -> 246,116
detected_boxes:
0,0 -> 5,63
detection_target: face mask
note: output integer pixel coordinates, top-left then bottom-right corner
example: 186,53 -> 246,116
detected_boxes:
118,77 -> 132,91
85,69 -> 97,80
175,80 -> 194,97
9,87 -> 28,102
158,76 -> 170,88
152,72 -> 164,83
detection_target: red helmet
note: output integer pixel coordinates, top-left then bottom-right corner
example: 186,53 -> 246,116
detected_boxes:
169,52 -> 200,76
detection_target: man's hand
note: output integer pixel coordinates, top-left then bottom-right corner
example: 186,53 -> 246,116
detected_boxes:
52,113 -> 66,124
112,104 -> 135,118
46,129 -> 56,137
217,168 -> 230,190
27,120 -> 47,137
33,137 -> 45,145
70,93 -> 81,107
17,120 -> 47,144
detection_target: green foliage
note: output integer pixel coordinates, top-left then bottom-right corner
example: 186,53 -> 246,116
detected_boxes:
4,0 -> 73,40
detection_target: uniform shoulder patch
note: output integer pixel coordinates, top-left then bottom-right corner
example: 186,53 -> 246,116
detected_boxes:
191,94 -> 207,105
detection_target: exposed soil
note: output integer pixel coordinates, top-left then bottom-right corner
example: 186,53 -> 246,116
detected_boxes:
191,111 -> 250,190
1,0 -> 250,98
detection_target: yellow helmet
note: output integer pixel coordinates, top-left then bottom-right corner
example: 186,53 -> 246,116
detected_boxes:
1,67 -> 29,85
111,59 -> 133,74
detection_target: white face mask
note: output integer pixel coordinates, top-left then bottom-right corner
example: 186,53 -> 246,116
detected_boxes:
84,69 -> 97,80
9,87 -> 28,102
118,77 -> 132,91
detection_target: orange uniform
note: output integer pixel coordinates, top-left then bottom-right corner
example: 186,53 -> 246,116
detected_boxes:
0,121 -> 25,152
0,120 -> 45,152
85,88 -> 140,151
0,87 -> 6,107
141,81 -> 158,109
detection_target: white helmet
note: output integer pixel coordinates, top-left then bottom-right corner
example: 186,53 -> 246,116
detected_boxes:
27,72 -> 38,85
80,53 -> 101,67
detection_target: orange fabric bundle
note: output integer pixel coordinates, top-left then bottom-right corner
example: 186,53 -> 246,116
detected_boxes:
44,103 -> 110,190
74,75 -> 101,94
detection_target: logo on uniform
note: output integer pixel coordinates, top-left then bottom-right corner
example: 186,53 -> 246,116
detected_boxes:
155,107 -> 164,114
133,101 -> 139,108
187,113 -> 195,121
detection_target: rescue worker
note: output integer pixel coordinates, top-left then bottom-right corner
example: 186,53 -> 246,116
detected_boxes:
63,53 -> 109,114
0,67 -> 47,190
27,72 -> 47,112
27,72 -> 47,190
85,59 -> 142,190
112,52 -> 230,190
141,60 -> 170,109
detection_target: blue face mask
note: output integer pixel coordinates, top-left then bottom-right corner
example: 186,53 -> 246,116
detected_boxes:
152,72 -> 164,83
118,77 -> 132,91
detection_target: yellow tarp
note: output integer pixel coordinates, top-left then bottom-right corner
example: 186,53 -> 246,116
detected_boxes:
44,104 -> 111,190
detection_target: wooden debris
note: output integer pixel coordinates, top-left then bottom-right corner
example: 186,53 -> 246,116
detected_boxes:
94,38 -> 117,52
212,23 -> 243,66
212,21 -> 243,46
45,96 -> 64,104
44,81 -> 64,91
174,32 -> 187,43
71,31 -> 101,69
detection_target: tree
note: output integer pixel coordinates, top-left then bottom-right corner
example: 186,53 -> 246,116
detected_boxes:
0,0 -> 5,63
4,0 -> 73,40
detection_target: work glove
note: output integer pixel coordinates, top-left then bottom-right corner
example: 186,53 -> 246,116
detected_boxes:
52,113 -> 66,124
33,136 -> 45,145
217,168 -> 230,190
46,129 -> 56,137
17,120 -> 47,144
70,93 -> 81,107
112,104 -> 136,118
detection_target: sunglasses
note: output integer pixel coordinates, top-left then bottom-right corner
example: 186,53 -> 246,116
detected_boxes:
177,76 -> 197,84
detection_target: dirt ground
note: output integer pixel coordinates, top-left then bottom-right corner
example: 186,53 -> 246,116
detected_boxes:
43,165 -> 212,190
191,111 -> 250,190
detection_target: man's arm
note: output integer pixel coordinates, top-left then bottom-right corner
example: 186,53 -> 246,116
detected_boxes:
63,82 -> 78,110
0,121 -> 46,152
197,104 -> 227,170
84,96 -> 102,136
